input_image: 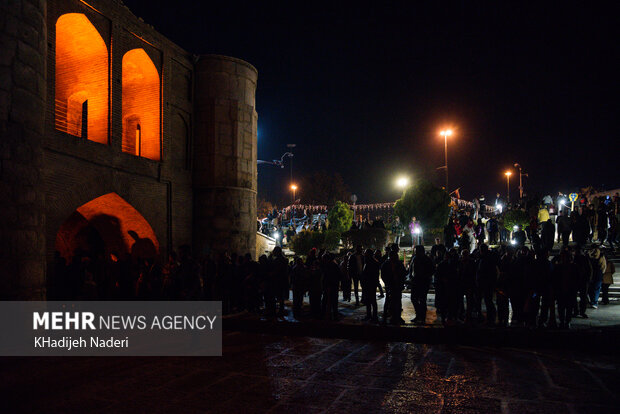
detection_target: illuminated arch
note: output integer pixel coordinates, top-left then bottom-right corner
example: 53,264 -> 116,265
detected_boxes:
55,13 -> 108,144
122,48 -> 161,161
55,193 -> 160,263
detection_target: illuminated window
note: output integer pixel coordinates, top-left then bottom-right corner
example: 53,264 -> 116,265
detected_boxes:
122,49 -> 160,161
55,13 -> 108,144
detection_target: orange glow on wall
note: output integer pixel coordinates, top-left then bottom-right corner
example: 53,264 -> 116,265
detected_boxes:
122,48 -> 161,161
55,13 -> 108,144
55,193 -> 160,262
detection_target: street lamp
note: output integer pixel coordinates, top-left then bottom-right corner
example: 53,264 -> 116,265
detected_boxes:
290,184 -> 297,202
505,171 -> 512,203
287,144 -> 296,203
439,129 -> 453,192
396,177 -> 409,190
513,163 -> 528,200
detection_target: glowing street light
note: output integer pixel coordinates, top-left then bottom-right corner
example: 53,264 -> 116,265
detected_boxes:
439,129 -> 453,192
505,171 -> 512,202
290,184 -> 298,202
396,177 -> 409,190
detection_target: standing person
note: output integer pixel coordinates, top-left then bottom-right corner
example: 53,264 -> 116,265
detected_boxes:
361,249 -> 380,322
601,250 -> 615,305
553,248 -> 578,329
269,247 -> 289,317
321,253 -> 342,320
409,245 -> 434,324
307,249 -> 323,318
608,214 -> 618,250
458,249 -> 478,324
534,249 -> 555,328
497,248 -> 514,327
597,205 -> 608,245
444,218 -> 457,249
475,219 -> 486,247
557,210 -> 572,247
477,244 -> 499,326
340,253 -> 351,301
291,257 -> 308,319
434,249 -> 458,325
430,238 -> 446,265
588,246 -> 606,309
573,209 -> 590,247
381,250 -> 407,324
541,219 -> 555,252
487,216 -> 499,245
573,246 -> 592,317
374,249 -> 386,298
347,246 -> 364,306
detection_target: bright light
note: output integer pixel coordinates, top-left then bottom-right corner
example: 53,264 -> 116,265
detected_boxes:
510,239 -> 516,245
505,171 -> 512,177
396,177 -> 409,188
273,232 -> 280,240
413,227 -> 421,235
440,129 -> 453,136
559,200 -> 565,206
513,225 -> 519,231
290,184 -> 297,191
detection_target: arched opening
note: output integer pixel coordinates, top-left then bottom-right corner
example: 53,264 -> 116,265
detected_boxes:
122,48 -> 160,161
55,13 -> 108,144
51,193 -> 159,300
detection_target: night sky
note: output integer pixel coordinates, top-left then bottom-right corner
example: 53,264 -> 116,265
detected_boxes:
124,1 -> 616,205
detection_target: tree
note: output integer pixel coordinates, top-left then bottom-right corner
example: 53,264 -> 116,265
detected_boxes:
327,201 -> 353,234
257,198 -> 274,218
394,179 -> 451,233
299,171 -> 351,206
502,209 -> 529,231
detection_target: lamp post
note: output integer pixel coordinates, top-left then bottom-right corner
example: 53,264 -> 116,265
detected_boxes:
505,171 -> 512,203
290,184 -> 297,203
513,163 -> 528,200
287,144 -> 296,203
440,130 -> 453,192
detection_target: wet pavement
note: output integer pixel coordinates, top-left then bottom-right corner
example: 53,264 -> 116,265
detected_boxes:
1,332 -> 618,413
243,291 -> 620,330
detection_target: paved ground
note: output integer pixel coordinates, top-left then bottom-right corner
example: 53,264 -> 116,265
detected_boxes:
1,332 -> 618,413
258,292 -> 620,330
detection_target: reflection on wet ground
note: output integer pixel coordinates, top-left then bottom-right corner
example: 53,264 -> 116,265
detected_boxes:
1,332 -> 618,413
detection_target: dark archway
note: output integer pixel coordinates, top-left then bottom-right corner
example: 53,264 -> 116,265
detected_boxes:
50,193 -> 159,299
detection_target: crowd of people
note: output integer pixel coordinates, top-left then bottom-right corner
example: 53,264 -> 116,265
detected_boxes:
50,234 -> 615,330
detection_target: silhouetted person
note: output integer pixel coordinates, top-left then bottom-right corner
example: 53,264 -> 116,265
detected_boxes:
381,250 -> 406,324
361,249 -> 380,322
541,219 -> 555,252
321,253 -> 341,320
307,249 -> 323,318
477,244 -> 498,326
458,249 -> 478,324
347,246 -> 364,306
409,245 -> 434,324
573,246 -> 592,317
557,210 -> 572,247
291,257 -> 308,318
269,246 -> 289,316
553,248 -> 578,328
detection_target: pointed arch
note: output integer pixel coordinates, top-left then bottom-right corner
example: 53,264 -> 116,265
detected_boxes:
55,193 -> 160,262
55,13 -> 108,144
122,48 -> 161,161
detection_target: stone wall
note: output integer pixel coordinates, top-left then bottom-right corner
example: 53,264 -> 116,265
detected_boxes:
0,0 -> 48,299
44,0 -> 195,263
194,55 -> 258,258
0,0 -> 258,298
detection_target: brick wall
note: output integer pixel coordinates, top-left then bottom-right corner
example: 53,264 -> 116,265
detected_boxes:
0,0 -> 48,299
1,0 -> 258,298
